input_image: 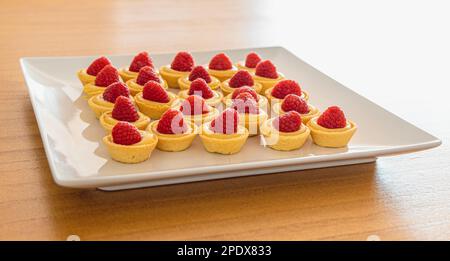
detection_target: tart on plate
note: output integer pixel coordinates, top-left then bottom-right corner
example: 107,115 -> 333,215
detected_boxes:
199,108 -> 249,155
177,95 -> 219,125
103,122 -> 158,163
126,66 -> 168,96
119,51 -> 154,82
231,92 -> 268,136
253,60 -> 285,94
88,82 -> 134,118
159,51 -> 194,88
220,70 -> 262,96
207,53 -> 238,82
147,109 -> 198,152
178,65 -> 221,90
307,106 -> 357,148
235,52 -> 262,73
178,78 -> 223,107
77,56 -> 111,85
271,94 -> 319,123
261,111 -> 310,151
83,65 -> 120,98
99,96 -> 150,133
135,81 -> 178,119
265,79 -> 309,104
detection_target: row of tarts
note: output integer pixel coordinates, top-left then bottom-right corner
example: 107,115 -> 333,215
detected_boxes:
77,51 -> 357,163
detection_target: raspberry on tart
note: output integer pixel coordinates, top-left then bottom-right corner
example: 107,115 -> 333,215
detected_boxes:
160,51 -> 195,88
149,109 -> 198,152
126,66 -> 167,96
189,66 -> 212,83
232,93 -> 259,114
231,86 -> 259,101
180,95 -> 210,115
231,92 -> 268,136
103,121 -> 158,163
178,65 -> 221,90
135,81 -> 177,120
221,70 -> 262,96
307,106 -> 357,148
78,56 -> 112,86
253,60 -> 285,94
103,82 -> 130,103
273,111 -> 303,133
83,65 -> 120,98
99,96 -> 150,133
119,51 -> 155,82
281,94 -> 309,114
223,86 -> 269,112
207,53 -> 238,82
200,108 -> 249,155
236,52 -> 262,73
178,78 -> 223,107
265,79 -> 309,104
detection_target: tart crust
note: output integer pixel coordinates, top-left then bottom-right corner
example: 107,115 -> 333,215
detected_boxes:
207,66 -> 238,82
135,92 -> 178,120
199,124 -> 249,155
177,90 -> 223,107
253,73 -> 285,94
159,65 -> 191,88
264,87 -> 309,105
238,111 -> 268,137
83,82 -> 108,98
77,69 -> 96,86
103,131 -> 158,163
99,111 -> 151,134
220,80 -> 263,96
118,67 -> 140,82
307,117 -> 357,148
148,121 -> 198,152
260,118 -> 311,151
126,77 -> 168,96
235,62 -> 256,73
271,103 -> 320,124
88,94 -> 135,118
178,75 -> 221,90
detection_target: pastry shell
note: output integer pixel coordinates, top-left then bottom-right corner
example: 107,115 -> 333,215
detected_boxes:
135,92 -> 178,120
159,65 -> 191,88
199,124 -> 249,155
235,62 -> 256,73
177,90 -> 223,107
118,67 -> 139,82
238,111 -> 268,137
148,121 -> 198,152
77,69 -> 96,85
207,66 -> 238,82
103,131 -> 158,163
99,111 -> 151,134
260,118 -> 311,151
88,94 -> 135,118
178,75 -> 221,90
271,103 -> 320,124
253,73 -> 285,94
307,117 -> 357,148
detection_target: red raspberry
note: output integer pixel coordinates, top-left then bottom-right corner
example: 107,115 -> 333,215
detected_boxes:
129,51 -> 154,72
255,60 -> 278,79
111,96 -> 139,122
188,66 -> 212,83
94,65 -> 120,87
210,108 -> 239,134
188,78 -> 214,99
232,93 -> 259,114
180,95 -> 210,115
102,82 -> 130,103
271,80 -> 301,99
231,86 -> 259,101
208,53 -> 233,70
157,109 -> 188,134
273,111 -> 302,132
245,52 -> 261,68
86,56 -> 111,76
136,66 -> 160,85
112,122 -> 142,145
229,70 -> 254,88
281,94 -> 309,114
171,51 -> 194,72
317,106 -> 347,129
142,81 -> 169,103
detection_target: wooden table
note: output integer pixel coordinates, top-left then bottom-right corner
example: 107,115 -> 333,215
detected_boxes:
1,0 -> 449,240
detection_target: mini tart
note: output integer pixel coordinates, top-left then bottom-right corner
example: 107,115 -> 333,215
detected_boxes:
260,118 -> 311,151
235,61 -> 256,73
199,123 -> 249,155
271,103 -> 320,123
126,77 -> 168,96
207,66 -> 238,82
159,65 -> 191,88
220,80 -> 263,96
177,90 -> 223,107
103,131 -> 158,163
238,110 -> 268,137
171,100 -> 220,126
99,111 -> 150,134
77,69 -> 96,85
148,121 -> 198,152
223,93 -> 269,111
88,94 -> 135,119
135,92 -> 178,120
264,87 -> 309,105
178,75 -> 221,90
307,117 -> 357,148
253,73 -> 285,94
118,67 -> 139,82
83,82 -> 111,98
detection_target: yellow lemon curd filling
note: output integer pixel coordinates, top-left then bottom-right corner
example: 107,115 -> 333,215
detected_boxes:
77,69 -> 97,85
103,131 -> 158,164
99,111 -> 150,134
307,117 -> 357,148
253,73 -> 285,94
207,66 -> 238,82
199,123 -> 249,155
88,94 -> 135,118
159,66 -> 191,88
135,92 -> 177,120
178,76 -> 221,90
126,77 -> 168,96
220,80 -> 263,96
148,121 -> 198,152
260,118 -> 311,151
271,103 -> 320,124
177,90 -> 223,107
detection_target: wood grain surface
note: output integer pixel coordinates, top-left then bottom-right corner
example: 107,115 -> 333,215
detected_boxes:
0,0 -> 449,240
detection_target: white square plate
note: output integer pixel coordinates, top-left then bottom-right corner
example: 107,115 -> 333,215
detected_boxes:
20,47 -> 441,190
